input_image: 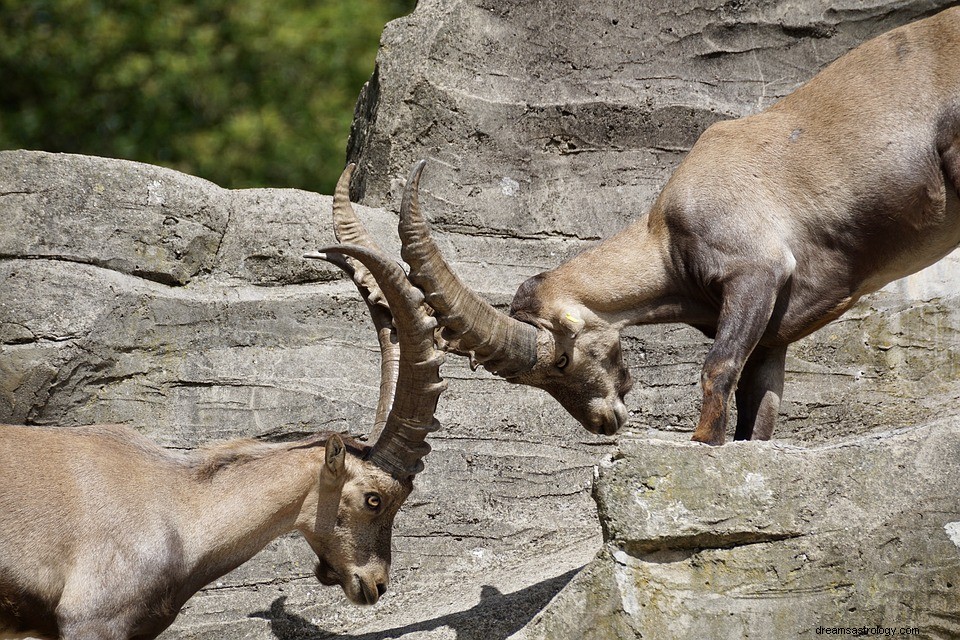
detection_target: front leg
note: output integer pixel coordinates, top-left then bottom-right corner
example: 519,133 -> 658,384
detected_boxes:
733,344 -> 787,441
691,266 -> 791,445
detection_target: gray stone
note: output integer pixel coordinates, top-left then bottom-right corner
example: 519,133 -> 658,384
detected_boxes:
0,151 -> 226,286
517,421 -> 960,639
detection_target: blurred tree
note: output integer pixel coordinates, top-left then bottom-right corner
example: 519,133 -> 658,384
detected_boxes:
0,0 -> 416,193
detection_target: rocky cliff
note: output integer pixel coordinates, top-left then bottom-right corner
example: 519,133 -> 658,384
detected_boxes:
2,0 -> 960,638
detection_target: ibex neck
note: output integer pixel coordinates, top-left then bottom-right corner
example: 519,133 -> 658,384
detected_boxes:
548,216 -> 702,327
178,446 -> 320,588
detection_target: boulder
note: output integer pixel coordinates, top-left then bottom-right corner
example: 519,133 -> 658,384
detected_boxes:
517,420 -> 960,639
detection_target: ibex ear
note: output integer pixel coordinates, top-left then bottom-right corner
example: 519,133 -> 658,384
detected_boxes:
324,434 -> 346,478
558,307 -> 585,338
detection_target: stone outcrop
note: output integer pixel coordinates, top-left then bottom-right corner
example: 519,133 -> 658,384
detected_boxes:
3,1 -> 960,638
517,421 -> 960,639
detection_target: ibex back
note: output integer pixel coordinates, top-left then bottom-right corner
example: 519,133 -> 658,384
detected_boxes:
0,170 -> 446,639
395,7 -> 960,444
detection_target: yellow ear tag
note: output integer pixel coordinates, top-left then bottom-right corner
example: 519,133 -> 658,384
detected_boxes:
560,309 -> 584,336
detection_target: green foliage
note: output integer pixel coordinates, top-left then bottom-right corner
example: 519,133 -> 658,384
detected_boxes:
0,0 -> 415,193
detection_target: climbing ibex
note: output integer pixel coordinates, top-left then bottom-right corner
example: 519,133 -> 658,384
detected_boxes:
0,173 -> 446,640
393,7 -> 960,444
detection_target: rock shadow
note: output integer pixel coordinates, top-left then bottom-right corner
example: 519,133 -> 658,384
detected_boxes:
248,566 -> 582,640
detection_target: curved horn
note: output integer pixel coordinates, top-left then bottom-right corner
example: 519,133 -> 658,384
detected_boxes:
398,160 -> 539,378
330,163 -> 389,311
305,164 -> 400,437
331,163 -> 396,435
313,244 -> 445,478
308,251 -> 399,439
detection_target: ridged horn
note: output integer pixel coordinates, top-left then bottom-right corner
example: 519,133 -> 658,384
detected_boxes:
312,244 -> 445,478
305,163 -> 399,438
398,160 -> 539,378
331,163 -> 389,311
307,251 -> 398,440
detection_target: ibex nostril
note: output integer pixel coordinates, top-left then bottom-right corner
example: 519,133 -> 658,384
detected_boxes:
376,582 -> 387,597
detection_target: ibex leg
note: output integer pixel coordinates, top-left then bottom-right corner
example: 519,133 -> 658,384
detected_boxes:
692,266 -> 790,446
733,344 -> 787,441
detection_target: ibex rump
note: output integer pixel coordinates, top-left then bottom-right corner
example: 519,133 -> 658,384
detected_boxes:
0,175 -> 445,639
394,7 -> 960,444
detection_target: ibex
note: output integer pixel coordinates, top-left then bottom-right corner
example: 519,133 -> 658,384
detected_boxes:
391,7 -> 960,445
0,175 -> 446,640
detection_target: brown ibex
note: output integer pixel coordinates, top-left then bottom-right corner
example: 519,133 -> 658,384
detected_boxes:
0,171 -> 446,639
392,7 -> 960,445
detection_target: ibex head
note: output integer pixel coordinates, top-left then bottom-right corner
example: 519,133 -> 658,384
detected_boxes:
506,274 -> 633,435
302,165 -> 446,604
396,161 -> 631,435
302,434 -> 413,606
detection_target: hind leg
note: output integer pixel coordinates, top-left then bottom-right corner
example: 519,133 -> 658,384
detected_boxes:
733,345 -> 787,441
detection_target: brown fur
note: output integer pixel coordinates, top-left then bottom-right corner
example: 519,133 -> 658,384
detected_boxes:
0,424 -> 408,639
509,273 -> 547,326
189,433 -> 368,481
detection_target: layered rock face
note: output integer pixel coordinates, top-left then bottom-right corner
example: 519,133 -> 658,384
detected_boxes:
3,0 -> 960,638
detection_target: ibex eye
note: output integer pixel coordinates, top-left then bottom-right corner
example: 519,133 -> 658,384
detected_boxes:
365,493 -> 382,510
556,354 -> 569,370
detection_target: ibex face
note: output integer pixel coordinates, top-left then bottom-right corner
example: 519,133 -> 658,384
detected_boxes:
305,438 -> 412,606
397,161 -> 632,435
507,276 -> 633,435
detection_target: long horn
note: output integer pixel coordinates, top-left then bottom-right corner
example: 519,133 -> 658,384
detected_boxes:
312,244 -> 445,478
305,164 -> 400,437
308,251 -> 398,440
397,160 -> 539,378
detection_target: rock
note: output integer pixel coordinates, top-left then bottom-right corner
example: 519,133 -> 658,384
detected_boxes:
0,151 -> 226,286
517,420 -> 960,639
